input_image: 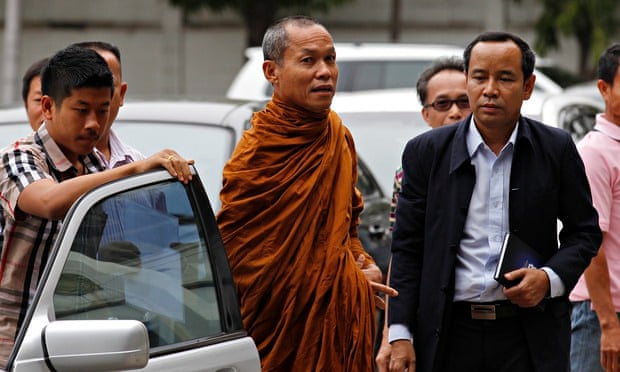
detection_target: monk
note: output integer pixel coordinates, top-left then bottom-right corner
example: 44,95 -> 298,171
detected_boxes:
217,15 -> 397,371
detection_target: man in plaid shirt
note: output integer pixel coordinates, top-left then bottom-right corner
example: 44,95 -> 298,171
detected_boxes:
0,46 -> 192,368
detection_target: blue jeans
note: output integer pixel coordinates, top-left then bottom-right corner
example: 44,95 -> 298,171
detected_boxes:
570,300 -> 616,372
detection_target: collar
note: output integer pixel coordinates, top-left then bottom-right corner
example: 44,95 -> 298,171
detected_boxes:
595,113 -> 620,141
35,123 -> 105,174
466,117 -> 518,157
94,128 -> 137,167
449,114 -> 520,173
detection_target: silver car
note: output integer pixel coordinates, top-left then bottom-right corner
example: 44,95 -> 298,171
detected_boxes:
3,167 -> 261,371
0,104 -> 265,371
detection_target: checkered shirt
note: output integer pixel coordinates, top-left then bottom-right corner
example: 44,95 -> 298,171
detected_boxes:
0,124 -> 104,367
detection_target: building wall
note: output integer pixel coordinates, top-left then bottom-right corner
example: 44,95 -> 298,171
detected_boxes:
0,0 -> 611,105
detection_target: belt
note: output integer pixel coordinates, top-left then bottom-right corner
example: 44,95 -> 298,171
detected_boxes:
452,301 -> 519,320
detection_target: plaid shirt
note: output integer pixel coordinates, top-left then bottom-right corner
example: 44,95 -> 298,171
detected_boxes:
389,167 -> 403,231
0,124 -> 104,367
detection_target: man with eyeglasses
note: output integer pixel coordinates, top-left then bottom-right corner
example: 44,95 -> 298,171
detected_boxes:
387,56 -> 471,231
376,56 -> 471,371
419,57 -> 471,130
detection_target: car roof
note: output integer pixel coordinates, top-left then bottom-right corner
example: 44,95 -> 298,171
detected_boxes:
230,43 -> 563,102
331,87 -> 549,119
0,100 -> 256,133
116,99 -> 254,124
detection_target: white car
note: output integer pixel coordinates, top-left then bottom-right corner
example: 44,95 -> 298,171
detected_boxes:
0,104 -> 267,371
0,164 -> 261,371
539,91 -> 603,141
226,42 -> 564,103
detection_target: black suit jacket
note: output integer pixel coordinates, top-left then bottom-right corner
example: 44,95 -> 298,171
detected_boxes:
388,115 -> 602,372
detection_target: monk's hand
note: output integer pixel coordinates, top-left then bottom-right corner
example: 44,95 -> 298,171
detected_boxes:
356,255 -> 398,309
389,339 -> 415,372
503,268 -> 549,308
356,254 -> 383,283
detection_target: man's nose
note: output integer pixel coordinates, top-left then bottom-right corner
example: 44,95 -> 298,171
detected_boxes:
483,78 -> 499,97
448,103 -> 464,118
316,61 -> 333,79
84,111 -> 101,130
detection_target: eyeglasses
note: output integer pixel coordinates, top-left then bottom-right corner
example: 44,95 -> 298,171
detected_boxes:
424,96 -> 470,112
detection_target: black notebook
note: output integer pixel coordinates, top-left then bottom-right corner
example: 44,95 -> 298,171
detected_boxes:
494,233 -> 544,288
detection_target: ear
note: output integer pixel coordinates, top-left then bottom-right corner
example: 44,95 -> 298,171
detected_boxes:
421,107 -> 432,126
40,95 -> 55,121
263,60 -> 278,86
119,81 -> 128,107
597,79 -> 610,101
522,74 -> 536,100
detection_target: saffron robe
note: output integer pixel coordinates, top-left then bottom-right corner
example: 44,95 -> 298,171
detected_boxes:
217,96 -> 376,371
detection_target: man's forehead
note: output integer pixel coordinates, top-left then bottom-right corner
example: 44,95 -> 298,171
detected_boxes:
470,41 -> 521,59
285,24 -> 333,44
63,87 -> 113,102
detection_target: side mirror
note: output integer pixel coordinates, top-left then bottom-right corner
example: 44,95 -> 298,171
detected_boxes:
44,320 -> 149,371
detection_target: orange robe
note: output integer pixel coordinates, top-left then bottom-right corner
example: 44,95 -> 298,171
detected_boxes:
217,95 -> 376,371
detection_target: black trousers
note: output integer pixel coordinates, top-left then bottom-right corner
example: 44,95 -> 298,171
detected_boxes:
438,305 -> 534,372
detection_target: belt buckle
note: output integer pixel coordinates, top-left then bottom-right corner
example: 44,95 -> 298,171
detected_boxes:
471,304 -> 496,320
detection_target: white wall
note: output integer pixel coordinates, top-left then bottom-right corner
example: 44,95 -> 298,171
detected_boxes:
0,0 -> 611,104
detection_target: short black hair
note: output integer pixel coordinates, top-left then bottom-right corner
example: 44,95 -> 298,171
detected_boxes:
416,56 -> 465,105
41,46 -> 114,107
597,43 -> 620,85
21,57 -> 49,104
463,31 -> 536,82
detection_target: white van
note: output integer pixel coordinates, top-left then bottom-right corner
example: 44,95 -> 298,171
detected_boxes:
226,42 -> 564,103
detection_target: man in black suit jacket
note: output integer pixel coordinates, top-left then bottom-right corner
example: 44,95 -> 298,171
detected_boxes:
387,31 -> 602,372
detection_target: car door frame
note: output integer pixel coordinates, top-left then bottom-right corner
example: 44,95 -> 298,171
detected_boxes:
8,168 -> 260,371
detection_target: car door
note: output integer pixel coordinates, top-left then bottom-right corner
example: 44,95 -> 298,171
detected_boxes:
9,168 -> 260,372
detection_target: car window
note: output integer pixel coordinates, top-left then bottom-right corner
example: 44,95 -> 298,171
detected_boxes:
356,164 -> 375,197
357,157 -> 382,198
337,61 -> 429,92
113,122 -> 237,211
53,181 -> 221,349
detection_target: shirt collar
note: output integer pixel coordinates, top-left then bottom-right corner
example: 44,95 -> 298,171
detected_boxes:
595,113 -> 620,141
466,116 -> 519,157
94,128 -> 139,169
36,123 -> 105,174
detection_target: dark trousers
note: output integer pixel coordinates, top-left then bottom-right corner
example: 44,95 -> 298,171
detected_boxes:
438,304 -> 534,372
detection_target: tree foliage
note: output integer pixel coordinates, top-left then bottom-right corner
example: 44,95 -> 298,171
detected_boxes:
168,0 -> 354,47
514,0 -> 618,77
